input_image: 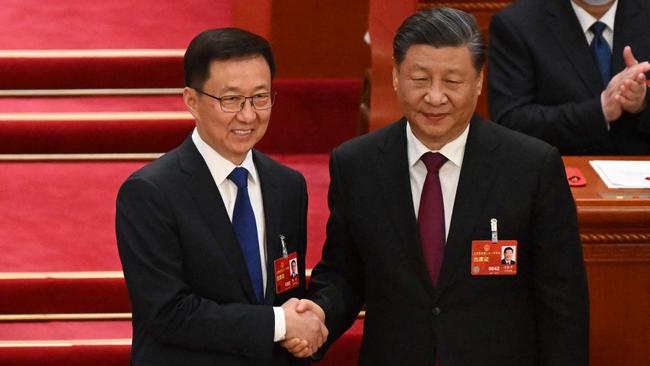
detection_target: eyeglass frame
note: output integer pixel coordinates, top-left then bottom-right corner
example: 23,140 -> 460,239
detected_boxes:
193,88 -> 277,113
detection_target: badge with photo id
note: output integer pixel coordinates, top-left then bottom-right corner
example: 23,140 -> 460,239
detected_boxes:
471,240 -> 518,275
274,235 -> 299,294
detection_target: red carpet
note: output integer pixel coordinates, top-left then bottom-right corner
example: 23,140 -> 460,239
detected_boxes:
0,160 -> 148,272
0,321 -> 131,340
0,95 -> 185,113
0,79 -> 361,153
0,1 -> 231,49
0,155 -> 329,315
0,320 -> 362,366
0,54 -> 184,89
0,277 -> 130,314
0,345 -> 131,366
0,321 -> 131,366
0,119 -> 193,154
0,155 -> 329,273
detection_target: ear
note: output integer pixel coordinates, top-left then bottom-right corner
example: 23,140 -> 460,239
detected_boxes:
183,87 -> 200,119
476,68 -> 484,95
392,65 -> 399,92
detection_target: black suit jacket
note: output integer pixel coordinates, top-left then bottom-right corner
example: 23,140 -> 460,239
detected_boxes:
488,0 -> 650,155
308,116 -> 589,365
116,136 -> 308,366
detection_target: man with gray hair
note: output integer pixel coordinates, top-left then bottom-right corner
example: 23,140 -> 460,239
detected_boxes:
284,7 -> 589,365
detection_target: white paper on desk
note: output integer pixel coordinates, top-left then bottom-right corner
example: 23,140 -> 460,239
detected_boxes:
589,160 -> 650,189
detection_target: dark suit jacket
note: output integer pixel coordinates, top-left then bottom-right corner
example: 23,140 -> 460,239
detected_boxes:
501,259 -> 516,265
488,0 -> 650,155
308,116 -> 589,366
116,136 -> 308,366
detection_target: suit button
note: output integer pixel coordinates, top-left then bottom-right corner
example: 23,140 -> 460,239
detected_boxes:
432,307 -> 441,316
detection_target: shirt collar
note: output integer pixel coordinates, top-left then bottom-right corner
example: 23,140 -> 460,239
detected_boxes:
191,128 -> 258,186
570,0 -> 617,34
406,121 -> 469,169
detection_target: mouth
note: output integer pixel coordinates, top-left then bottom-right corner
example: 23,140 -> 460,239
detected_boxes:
421,112 -> 449,121
232,129 -> 253,136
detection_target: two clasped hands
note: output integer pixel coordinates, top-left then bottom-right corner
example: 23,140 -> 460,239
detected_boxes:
281,298 -> 328,358
601,46 -> 650,122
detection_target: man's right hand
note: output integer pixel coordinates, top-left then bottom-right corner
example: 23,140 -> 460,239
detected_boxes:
601,46 -> 650,122
281,298 -> 328,357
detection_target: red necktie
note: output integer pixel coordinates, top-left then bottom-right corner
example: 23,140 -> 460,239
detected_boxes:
418,152 -> 448,285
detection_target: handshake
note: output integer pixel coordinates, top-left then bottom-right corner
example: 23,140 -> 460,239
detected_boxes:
281,298 -> 328,358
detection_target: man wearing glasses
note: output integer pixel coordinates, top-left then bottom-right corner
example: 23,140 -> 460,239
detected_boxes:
116,28 -> 326,366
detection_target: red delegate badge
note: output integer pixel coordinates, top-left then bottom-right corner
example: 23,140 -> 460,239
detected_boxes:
471,240 -> 518,275
274,252 -> 299,294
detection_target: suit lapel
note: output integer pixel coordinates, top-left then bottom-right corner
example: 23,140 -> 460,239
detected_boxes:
178,137 -> 257,304
376,120 -> 435,294
545,0 -> 603,96
254,151 -> 284,306
435,116 -> 500,298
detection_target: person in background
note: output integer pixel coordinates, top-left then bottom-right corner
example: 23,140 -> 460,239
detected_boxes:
488,0 -> 650,155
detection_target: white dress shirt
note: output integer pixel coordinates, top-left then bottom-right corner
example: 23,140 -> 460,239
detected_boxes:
571,0 -> 617,49
192,129 -> 286,341
407,122 -> 469,240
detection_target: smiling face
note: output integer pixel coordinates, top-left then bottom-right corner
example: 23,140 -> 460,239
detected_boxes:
183,55 -> 272,165
393,44 -> 483,150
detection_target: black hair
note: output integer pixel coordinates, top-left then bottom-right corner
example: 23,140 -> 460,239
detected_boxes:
184,27 -> 275,89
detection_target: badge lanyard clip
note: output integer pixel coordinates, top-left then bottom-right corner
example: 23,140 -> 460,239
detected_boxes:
490,218 -> 498,244
279,235 -> 289,258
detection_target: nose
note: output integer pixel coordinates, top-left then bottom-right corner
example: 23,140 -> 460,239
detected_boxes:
424,83 -> 448,106
236,99 -> 257,122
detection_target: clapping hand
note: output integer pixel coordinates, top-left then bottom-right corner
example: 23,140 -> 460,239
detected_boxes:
601,46 -> 650,122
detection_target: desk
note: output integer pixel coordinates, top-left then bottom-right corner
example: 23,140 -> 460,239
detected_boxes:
564,156 -> 650,366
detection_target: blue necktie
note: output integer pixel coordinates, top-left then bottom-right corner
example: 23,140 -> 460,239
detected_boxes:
228,167 -> 264,304
590,21 -> 611,87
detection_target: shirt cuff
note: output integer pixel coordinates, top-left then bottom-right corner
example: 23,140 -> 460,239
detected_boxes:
273,306 -> 286,342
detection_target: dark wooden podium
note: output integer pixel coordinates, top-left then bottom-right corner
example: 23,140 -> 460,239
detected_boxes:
563,156 -> 650,366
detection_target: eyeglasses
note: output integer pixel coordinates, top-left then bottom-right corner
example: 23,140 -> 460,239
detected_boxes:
194,89 -> 276,113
